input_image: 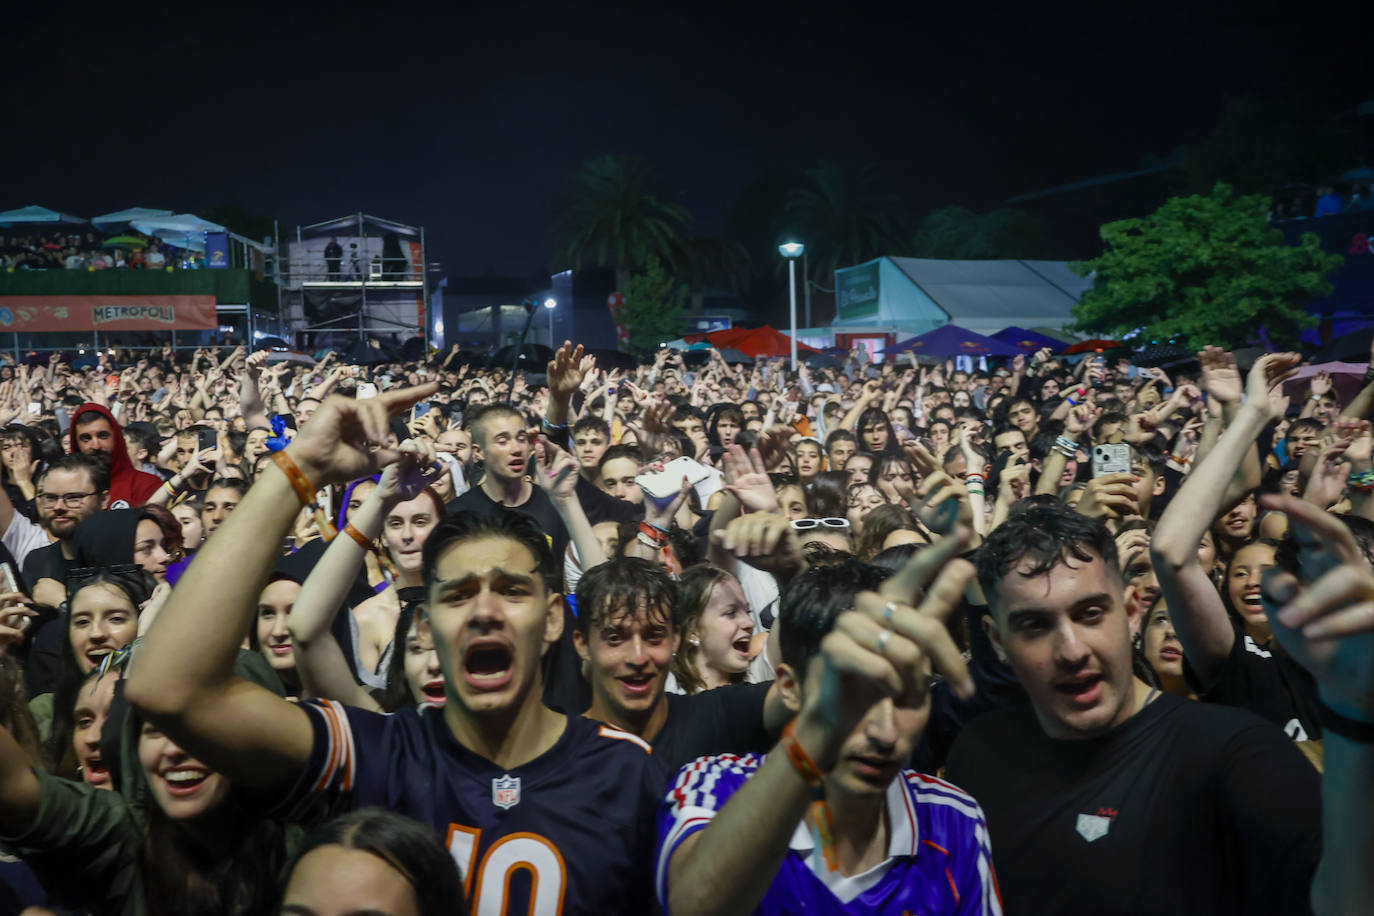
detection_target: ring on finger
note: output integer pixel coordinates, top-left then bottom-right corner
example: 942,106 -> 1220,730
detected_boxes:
876,628 -> 892,654
883,601 -> 898,624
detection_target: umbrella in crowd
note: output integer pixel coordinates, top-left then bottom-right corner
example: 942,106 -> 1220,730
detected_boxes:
714,347 -> 753,365
101,236 -> 146,249
706,325 -> 818,359
884,324 -> 1020,358
1283,361 -> 1369,404
1062,338 -> 1124,354
990,326 -> 1066,353
1313,325 -> 1374,364
1132,343 -> 1195,368
584,347 -> 638,372
0,205 -> 87,226
799,349 -> 844,370
265,350 -> 316,367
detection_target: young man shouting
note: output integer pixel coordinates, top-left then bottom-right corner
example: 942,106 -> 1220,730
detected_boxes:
128,384 -> 666,915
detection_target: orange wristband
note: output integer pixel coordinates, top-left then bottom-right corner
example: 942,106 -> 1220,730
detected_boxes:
271,451 -> 318,509
781,720 -> 839,872
342,521 -> 372,549
781,720 -> 824,787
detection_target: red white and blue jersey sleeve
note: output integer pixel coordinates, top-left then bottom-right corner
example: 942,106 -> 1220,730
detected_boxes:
654,753 -> 762,909
904,771 -> 1003,916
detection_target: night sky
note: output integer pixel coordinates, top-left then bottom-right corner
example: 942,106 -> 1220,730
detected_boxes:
11,1 -> 1365,278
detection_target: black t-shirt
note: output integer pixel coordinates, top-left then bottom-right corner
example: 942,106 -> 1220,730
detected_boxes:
1185,622 -> 1322,741
445,485 -> 570,585
945,695 -> 1320,916
653,681 -> 773,772
21,542 -> 69,590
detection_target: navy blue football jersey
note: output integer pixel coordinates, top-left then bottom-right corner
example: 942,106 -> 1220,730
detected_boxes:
283,700 -> 668,915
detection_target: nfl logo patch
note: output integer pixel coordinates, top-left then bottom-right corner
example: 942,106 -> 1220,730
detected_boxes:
1076,813 -> 1110,842
492,774 -> 521,810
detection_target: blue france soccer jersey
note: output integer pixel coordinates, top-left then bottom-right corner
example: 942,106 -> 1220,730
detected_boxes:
656,753 -> 1003,916
284,700 -> 669,915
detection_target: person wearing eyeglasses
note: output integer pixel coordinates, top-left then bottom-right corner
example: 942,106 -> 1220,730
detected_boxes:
15,456 -> 112,608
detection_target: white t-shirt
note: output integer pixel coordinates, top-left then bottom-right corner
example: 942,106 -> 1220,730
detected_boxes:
3,512 -> 50,569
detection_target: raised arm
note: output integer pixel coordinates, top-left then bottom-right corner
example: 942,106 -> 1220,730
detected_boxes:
126,382 -> 437,789
664,534 -> 975,916
238,351 -> 272,432
0,720 -> 42,837
535,437 -> 607,571
1152,353 -> 1299,685
1258,495 -> 1374,915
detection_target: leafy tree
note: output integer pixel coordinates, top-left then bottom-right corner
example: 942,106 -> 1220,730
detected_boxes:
620,254 -> 686,356
553,155 -> 689,293
681,235 -> 751,315
909,205 -> 1049,259
1180,96 -> 1353,195
1072,183 -> 1343,349
785,161 -> 904,286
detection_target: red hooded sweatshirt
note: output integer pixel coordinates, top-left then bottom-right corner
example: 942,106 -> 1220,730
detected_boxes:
68,403 -> 163,509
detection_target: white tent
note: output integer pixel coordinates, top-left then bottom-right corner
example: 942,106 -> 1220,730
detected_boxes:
833,257 -> 1092,336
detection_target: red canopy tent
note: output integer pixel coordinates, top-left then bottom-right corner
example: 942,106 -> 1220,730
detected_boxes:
706,325 -> 819,359
1062,338 -> 1124,355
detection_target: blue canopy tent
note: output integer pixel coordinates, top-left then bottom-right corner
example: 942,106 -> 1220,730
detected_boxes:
91,207 -> 175,231
991,326 -> 1068,353
883,324 -> 1021,358
0,205 -> 87,227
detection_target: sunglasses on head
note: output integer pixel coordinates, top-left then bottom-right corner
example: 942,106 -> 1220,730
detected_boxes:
790,517 -> 850,530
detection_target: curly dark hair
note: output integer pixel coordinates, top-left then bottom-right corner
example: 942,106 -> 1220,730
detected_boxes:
976,501 -> 1119,616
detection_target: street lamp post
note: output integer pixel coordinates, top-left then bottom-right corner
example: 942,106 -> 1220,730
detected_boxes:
778,242 -> 805,370
544,297 -> 557,349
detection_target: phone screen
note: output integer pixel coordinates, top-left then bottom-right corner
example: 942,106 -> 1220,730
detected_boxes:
197,428 -> 217,451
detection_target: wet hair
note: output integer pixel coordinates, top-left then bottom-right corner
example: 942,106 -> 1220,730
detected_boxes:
779,558 -> 892,679
868,542 -> 923,573
575,556 -> 676,637
976,501 -> 1120,615
422,511 -> 557,595
805,470 -> 849,520
670,566 -> 740,694
282,808 -> 465,916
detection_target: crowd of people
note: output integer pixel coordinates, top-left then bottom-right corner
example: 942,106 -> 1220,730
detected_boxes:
1270,180 -> 1374,221
1,233 -> 186,272
0,333 -> 1366,914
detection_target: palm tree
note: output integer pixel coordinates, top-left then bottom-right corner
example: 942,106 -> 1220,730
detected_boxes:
554,155 -> 690,292
681,235 -> 751,316
785,161 -> 905,286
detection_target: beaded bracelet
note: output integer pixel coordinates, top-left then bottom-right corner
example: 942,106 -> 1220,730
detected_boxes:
1348,469 -> 1374,492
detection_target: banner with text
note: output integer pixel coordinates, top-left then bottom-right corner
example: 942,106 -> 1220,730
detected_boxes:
835,261 -> 881,321
0,296 -> 218,331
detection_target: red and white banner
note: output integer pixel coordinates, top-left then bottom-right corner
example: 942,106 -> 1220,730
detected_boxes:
0,295 -> 218,331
